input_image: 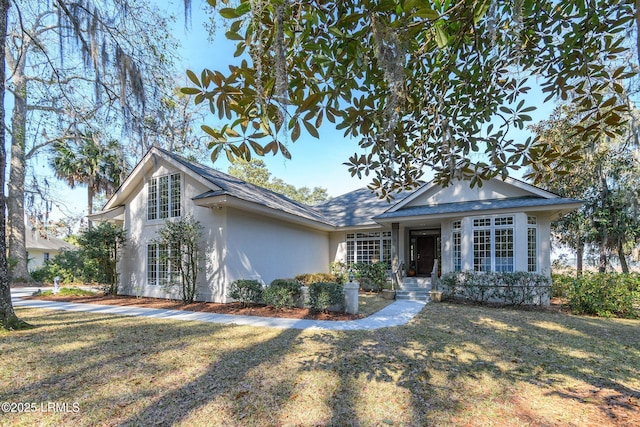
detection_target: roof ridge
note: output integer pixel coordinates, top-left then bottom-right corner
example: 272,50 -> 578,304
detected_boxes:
154,147 -> 332,225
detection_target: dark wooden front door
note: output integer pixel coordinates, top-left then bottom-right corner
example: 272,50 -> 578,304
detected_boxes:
416,236 -> 435,275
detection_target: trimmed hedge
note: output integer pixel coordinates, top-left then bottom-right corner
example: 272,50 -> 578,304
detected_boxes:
564,273 -> 640,319
295,273 -> 338,286
308,282 -> 343,312
263,279 -> 302,309
441,271 -> 552,306
228,279 -> 263,306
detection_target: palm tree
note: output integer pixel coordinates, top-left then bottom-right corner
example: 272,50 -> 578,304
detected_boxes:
51,133 -> 127,228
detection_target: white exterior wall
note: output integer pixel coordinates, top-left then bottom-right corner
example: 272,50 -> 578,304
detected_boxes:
27,249 -> 56,271
329,231 -> 347,264
408,179 -> 533,207
225,208 -> 329,287
118,160 -> 228,302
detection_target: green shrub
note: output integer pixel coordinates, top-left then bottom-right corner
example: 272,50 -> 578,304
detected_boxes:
34,287 -> 97,297
308,282 -> 343,312
263,279 -> 302,309
551,273 -> 574,298
353,262 -> 389,291
329,262 -> 349,284
228,279 -> 263,307
295,273 -> 338,286
440,271 -> 552,306
30,250 -> 87,284
565,273 -> 639,318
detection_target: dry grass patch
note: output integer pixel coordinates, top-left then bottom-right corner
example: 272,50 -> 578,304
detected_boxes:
2,303 -> 639,426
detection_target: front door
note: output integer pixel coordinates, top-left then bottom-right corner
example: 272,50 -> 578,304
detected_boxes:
416,236 -> 435,275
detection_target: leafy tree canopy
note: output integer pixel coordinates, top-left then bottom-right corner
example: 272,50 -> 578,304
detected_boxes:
183,0 -> 636,198
228,158 -> 329,205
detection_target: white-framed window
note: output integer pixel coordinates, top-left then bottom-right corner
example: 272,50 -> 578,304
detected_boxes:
147,243 -> 178,286
472,216 -> 514,272
345,231 -> 392,265
527,216 -> 538,272
452,220 -> 462,272
43,252 -> 50,262
147,173 -> 181,221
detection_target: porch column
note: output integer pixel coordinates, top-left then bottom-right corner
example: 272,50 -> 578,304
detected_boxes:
391,222 -> 400,281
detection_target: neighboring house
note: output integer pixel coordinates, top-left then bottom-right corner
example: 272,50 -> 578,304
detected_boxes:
26,229 -> 76,271
90,147 -> 582,303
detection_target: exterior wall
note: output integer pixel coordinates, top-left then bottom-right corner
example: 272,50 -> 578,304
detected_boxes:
329,231 -> 347,264
27,249 -> 55,271
118,159 -> 228,302
225,208 -> 329,287
407,179 -> 534,207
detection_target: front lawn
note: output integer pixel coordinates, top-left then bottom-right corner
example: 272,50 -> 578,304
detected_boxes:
2,303 -> 638,426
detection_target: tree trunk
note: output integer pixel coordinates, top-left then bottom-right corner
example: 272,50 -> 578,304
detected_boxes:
1,0 -> 26,330
618,239 -> 629,273
7,61 -> 29,280
576,237 -> 583,277
87,178 -> 94,229
598,238 -> 607,273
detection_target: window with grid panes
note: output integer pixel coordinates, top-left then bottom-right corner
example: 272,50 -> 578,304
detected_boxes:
527,216 -> 538,272
147,173 -> 181,221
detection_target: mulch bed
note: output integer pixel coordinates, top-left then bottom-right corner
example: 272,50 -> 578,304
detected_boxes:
25,293 -> 363,321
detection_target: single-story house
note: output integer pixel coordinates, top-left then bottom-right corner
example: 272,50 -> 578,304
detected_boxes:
26,229 -> 76,271
90,147 -> 582,303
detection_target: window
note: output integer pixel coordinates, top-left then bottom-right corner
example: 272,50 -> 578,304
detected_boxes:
43,252 -> 50,262
528,216 -> 538,272
147,243 -> 179,285
147,173 -> 181,221
473,216 -> 514,272
345,231 -> 392,265
452,221 -> 462,272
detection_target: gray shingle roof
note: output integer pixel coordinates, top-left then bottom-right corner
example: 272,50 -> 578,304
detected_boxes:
26,230 -> 76,251
373,197 -> 583,220
158,148 -> 330,225
314,188 -> 410,227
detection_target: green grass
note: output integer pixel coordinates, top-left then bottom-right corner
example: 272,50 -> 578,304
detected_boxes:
357,292 -> 394,316
34,287 -> 97,297
2,303 -> 639,426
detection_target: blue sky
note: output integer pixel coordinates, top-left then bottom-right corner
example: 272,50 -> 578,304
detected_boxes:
42,0 -> 553,221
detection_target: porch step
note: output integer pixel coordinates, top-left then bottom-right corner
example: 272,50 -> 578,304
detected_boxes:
396,280 -> 432,301
396,290 -> 430,301
402,277 -> 431,287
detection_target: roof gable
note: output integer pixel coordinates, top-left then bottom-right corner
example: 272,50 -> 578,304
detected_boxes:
103,147 -> 331,227
390,176 -> 561,212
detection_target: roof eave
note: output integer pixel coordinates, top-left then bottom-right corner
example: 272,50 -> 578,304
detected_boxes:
373,201 -> 584,223
194,194 -> 336,232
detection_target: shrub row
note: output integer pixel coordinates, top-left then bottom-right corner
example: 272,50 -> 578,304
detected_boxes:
228,278 -> 343,312
554,273 -> 640,319
440,271 -> 551,306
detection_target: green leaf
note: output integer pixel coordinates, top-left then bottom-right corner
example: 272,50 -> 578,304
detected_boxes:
186,69 -> 200,87
180,87 -> 201,95
303,120 -> 320,138
434,23 -> 449,48
219,8 -> 239,19
225,30 -> 244,41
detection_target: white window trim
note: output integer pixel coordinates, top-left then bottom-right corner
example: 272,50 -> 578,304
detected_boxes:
345,231 -> 392,265
527,216 -> 538,272
472,215 -> 515,273
147,173 -> 182,221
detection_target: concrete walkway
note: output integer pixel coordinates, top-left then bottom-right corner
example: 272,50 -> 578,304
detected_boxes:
10,287 -> 427,331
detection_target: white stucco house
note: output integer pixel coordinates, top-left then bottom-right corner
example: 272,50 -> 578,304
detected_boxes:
90,147 -> 581,303
26,229 -> 76,271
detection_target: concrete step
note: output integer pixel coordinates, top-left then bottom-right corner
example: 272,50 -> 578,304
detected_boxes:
399,284 -> 432,292
396,290 -> 429,301
402,277 -> 431,287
